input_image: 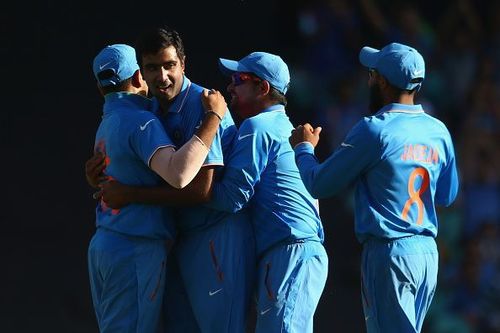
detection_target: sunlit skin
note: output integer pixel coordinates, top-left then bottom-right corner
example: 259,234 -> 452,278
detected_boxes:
226,73 -> 269,120
141,45 -> 185,111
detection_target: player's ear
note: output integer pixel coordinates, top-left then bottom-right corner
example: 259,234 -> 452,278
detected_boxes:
259,80 -> 271,96
181,56 -> 186,73
131,70 -> 143,88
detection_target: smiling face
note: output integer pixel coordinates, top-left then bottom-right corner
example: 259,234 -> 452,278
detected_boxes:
141,45 -> 185,107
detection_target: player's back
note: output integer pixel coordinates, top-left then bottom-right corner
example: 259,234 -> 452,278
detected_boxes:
94,93 -> 176,240
355,105 -> 459,242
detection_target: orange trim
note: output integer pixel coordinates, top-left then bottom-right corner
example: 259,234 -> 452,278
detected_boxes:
209,240 -> 224,281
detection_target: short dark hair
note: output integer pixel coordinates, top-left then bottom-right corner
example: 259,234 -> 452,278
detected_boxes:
135,26 -> 186,67
269,86 -> 288,106
99,78 -> 132,95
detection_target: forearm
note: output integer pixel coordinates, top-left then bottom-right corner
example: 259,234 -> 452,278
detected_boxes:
195,111 -> 223,148
150,136 -> 208,189
294,143 -> 349,198
207,167 -> 254,213
123,167 -> 214,206
151,112 -> 222,189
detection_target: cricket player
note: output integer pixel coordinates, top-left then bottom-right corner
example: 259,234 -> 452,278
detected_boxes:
88,44 -> 226,332
208,52 -> 328,333
290,42 -> 459,333
86,27 -> 256,333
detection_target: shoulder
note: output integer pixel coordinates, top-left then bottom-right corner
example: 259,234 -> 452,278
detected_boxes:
189,80 -> 206,95
424,113 -> 452,134
351,115 -> 382,139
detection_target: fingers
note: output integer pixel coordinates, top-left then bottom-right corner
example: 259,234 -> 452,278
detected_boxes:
86,152 -> 106,172
293,123 -> 315,132
202,88 -> 219,97
303,123 -> 314,132
313,127 -> 322,135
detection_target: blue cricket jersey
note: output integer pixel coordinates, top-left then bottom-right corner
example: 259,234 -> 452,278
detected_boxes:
209,105 -> 324,255
95,92 -> 176,240
152,76 -> 238,233
295,103 -> 459,243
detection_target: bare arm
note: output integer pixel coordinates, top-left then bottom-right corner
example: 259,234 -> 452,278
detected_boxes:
100,167 -> 214,208
149,89 -> 226,188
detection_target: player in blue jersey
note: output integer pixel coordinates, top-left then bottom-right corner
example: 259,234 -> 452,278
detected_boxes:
207,52 -> 328,333
290,42 -> 459,333
88,44 -> 226,333
86,27 -> 256,333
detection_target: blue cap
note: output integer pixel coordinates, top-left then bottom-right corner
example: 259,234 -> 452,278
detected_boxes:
359,42 -> 425,91
219,52 -> 290,94
92,44 -> 139,87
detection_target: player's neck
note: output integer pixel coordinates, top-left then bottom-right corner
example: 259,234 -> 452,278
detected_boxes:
386,93 -> 414,106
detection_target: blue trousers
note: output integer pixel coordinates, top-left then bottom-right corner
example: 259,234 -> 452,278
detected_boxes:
361,235 -> 438,333
176,211 -> 256,333
88,228 -> 169,333
255,240 -> 328,333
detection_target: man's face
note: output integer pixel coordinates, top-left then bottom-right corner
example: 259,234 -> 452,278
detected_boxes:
368,70 -> 384,114
141,45 -> 185,104
226,72 -> 261,120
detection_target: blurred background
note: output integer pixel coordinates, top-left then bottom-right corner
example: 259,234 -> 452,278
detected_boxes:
4,0 -> 499,332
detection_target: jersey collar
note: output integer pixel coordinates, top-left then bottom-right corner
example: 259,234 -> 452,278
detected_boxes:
376,103 -> 424,116
261,104 -> 286,114
103,92 -> 152,114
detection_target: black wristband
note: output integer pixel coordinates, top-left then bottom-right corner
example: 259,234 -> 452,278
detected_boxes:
205,110 -> 222,121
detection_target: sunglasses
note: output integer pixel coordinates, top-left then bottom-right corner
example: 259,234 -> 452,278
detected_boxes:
231,72 -> 262,86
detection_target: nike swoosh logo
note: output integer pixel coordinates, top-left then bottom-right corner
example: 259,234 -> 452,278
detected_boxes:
99,61 -> 112,70
413,69 -> 424,76
208,288 -> 223,296
260,307 -> 272,315
238,133 -> 255,141
341,142 -> 355,148
140,119 -> 155,131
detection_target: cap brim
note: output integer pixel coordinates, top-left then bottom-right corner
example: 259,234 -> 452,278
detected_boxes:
218,58 -> 250,76
359,46 -> 380,68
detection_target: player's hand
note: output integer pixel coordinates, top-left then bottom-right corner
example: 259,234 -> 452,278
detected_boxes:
289,123 -> 322,148
99,180 -> 132,209
201,89 -> 227,120
85,152 -> 107,188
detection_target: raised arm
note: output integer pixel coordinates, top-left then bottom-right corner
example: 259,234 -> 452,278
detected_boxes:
149,89 -> 226,189
96,89 -> 226,209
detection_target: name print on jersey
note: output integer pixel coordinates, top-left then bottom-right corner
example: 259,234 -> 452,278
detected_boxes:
400,144 -> 439,164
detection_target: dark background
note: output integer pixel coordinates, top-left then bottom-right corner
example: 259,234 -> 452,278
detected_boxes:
4,0 -> 499,332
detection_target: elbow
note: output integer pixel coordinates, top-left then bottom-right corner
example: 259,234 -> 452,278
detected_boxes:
167,178 -> 185,190
168,172 -> 198,190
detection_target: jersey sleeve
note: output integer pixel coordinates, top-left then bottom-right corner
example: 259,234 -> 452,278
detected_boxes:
202,108 -> 234,167
208,119 -> 269,212
294,119 -> 380,198
130,114 -> 175,166
435,134 -> 459,206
